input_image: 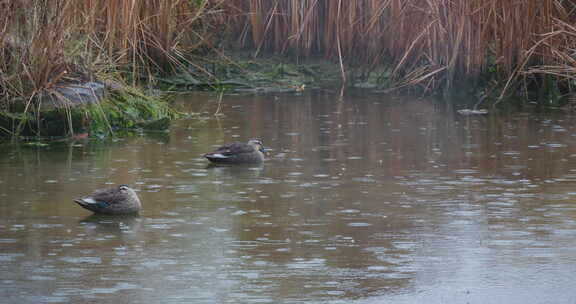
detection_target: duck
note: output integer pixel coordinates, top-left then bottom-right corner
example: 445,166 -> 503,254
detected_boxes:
74,185 -> 142,215
204,139 -> 266,164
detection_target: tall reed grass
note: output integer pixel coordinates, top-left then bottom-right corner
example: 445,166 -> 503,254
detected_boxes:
2,0 -> 576,108
0,0 -> 218,107
223,0 -> 576,97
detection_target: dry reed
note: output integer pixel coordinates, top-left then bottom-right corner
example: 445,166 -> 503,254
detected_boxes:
0,0 -> 220,105
222,0 -> 576,96
2,0 -> 576,107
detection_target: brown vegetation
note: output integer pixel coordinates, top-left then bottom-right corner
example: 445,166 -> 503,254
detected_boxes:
1,0 -> 576,107
0,0 -> 220,106
223,0 -> 576,97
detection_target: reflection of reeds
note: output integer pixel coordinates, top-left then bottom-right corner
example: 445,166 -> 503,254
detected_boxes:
0,0 -> 217,105
225,0 -> 576,93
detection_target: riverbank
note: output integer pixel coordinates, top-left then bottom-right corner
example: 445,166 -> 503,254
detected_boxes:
2,0 -> 575,140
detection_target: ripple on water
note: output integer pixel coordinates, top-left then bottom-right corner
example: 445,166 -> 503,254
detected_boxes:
0,253 -> 24,262
141,259 -> 178,269
251,179 -> 277,184
182,170 -> 208,177
347,222 -> 372,227
338,209 -> 360,214
280,193 -> 296,198
287,172 -> 303,176
32,223 -> 65,229
60,257 -> 102,264
145,184 -> 163,191
286,258 -> 326,269
298,182 -> 318,188
453,169 -> 479,174
391,241 -> 418,251
545,143 -> 567,148
173,184 -> 198,194
27,275 -> 54,281
352,177 -> 377,183
91,282 -> 144,294
367,266 -> 388,271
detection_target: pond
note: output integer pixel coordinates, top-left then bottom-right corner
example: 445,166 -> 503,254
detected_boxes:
2,91 -> 576,303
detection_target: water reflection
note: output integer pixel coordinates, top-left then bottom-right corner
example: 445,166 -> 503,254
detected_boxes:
79,214 -> 143,237
2,91 -> 576,303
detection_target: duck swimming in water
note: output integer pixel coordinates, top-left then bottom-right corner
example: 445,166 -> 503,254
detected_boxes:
74,185 -> 142,215
204,139 -> 266,164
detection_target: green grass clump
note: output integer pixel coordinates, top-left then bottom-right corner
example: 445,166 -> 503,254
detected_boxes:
79,90 -> 182,137
0,89 -> 180,140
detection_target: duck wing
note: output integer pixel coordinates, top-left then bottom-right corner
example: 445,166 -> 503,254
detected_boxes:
77,187 -> 123,206
220,142 -> 257,154
207,142 -> 255,157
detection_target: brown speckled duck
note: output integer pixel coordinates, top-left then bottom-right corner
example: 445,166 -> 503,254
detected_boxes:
74,185 -> 142,215
204,139 -> 266,164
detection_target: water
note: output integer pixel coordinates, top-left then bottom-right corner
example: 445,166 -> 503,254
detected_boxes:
2,91 -> 576,303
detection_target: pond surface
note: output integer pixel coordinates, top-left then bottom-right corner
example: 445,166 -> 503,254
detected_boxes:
2,91 -> 576,303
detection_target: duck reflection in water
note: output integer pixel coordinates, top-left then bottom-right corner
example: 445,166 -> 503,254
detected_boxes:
79,213 -> 142,238
206,162 -> 265,180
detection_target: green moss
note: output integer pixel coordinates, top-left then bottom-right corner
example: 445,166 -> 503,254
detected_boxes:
158,54 -> 341,92
81,89 -> 182,137
0,88 -> 182,140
